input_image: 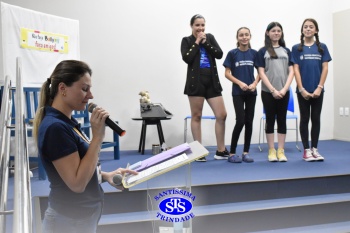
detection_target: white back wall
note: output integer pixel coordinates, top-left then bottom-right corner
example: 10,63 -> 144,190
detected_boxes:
333,2 -> 350,141
0,0 -> 346,151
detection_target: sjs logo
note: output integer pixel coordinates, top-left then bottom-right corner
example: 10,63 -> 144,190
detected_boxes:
154,188 -> 196,222
159,197 -> 192,215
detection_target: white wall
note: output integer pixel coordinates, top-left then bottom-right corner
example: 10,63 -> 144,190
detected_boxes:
333,7 -> 350,141
331,0 -> 350,13
1,0 -> 346,151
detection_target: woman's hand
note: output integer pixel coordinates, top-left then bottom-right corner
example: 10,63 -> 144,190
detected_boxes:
103,168 -> 138,190
196,32 -> 206,44
90,107 -> 109,142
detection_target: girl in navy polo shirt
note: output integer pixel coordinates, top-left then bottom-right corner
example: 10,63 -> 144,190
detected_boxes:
223,27 -> 260,163
291,18 -> 332,162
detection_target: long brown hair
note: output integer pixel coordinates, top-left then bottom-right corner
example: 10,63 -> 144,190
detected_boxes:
264,22 -> 286,59
297,18 -> 324,54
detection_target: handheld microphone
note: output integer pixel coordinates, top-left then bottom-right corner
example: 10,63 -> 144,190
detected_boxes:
88,102 -> 126,137
112,173 -> 123,186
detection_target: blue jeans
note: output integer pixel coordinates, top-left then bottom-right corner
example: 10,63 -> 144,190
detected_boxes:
42,202 -> 102,233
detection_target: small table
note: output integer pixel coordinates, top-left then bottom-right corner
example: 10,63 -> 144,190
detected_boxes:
132,117 -> 171,155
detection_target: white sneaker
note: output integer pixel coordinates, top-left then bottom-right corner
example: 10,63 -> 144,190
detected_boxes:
303,149 -> 316,162
312,148 -> 324,161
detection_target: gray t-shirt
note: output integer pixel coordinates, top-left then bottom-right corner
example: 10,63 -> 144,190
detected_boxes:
255,46 -> 292,92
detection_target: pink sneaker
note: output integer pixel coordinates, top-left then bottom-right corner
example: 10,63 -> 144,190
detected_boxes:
303,149 -> 316,162
312,148 -> 324,161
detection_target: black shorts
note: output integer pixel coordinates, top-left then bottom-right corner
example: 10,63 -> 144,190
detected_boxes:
188,73 -> 222,99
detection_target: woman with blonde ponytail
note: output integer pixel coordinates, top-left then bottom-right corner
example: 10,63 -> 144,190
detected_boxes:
33,77 -> 53,140
34,60 -> 136,233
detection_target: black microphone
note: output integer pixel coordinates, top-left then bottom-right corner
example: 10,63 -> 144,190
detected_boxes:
88,102 -> 126,137
112,173 -> 123,186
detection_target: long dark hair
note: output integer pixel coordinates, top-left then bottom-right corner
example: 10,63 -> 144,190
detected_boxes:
33,60 -> 92,140
297,18 -> 324,54
264,22 -> 286,59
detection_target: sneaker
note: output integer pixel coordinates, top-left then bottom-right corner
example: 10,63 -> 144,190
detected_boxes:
303,148 -> 316,162
268,148 -> 278,162
312,148 -> 324,161
214,149 -> 229,160
228,155 -> 242,163
242,154 -> 254,163
195,156 -> 207,162
277,148 -> 287,162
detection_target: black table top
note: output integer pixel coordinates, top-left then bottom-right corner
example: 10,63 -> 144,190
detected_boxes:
132,117 -> 172,121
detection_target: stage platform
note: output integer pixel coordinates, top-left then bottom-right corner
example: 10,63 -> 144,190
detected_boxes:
5,140 -> 350,233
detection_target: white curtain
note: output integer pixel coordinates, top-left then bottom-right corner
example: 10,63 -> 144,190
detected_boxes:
1,2 -> 80,86
1,2 -> 80,156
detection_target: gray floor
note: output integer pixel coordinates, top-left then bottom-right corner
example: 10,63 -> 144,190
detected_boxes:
21,139 -> 350,196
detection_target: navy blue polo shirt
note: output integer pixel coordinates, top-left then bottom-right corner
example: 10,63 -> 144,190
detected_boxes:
291,43 -> 332,93
38,106 -> 103,219
223,48 -> 258,96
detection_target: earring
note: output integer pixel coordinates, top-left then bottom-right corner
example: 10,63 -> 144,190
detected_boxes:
62,92 -> 66,96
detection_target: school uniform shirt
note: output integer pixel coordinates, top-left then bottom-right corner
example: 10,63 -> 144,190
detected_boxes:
223,48 -> 258,96
291,43 -> 332,93
38,106 -> 103,219
255,46 -> 293,93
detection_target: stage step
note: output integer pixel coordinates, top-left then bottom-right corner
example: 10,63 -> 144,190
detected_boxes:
32,174 -> 350,233
193,193 -> 350,217
97,193 -> 350,231
99,210 -> 153,225
251,220 -> 350,233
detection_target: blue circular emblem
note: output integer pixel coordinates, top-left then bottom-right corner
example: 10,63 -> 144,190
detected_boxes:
159,197 -> 192,215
